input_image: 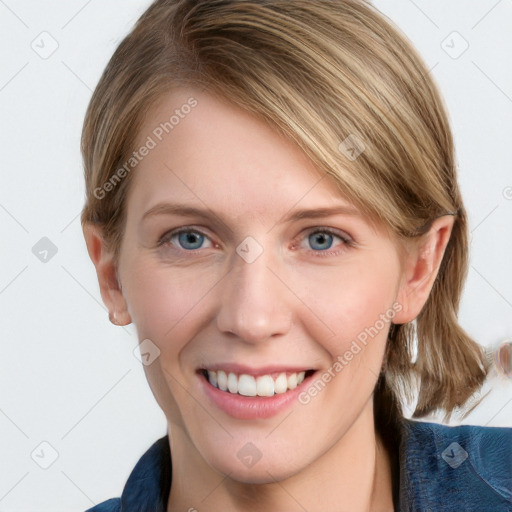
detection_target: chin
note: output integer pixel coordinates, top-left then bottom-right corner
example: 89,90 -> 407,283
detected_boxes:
199,440 -> 306,485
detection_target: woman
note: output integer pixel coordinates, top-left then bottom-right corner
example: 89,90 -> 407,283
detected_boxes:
81,0 -> 512,510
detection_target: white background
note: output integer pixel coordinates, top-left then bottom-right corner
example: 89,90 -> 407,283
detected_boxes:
1,1 -> 511,510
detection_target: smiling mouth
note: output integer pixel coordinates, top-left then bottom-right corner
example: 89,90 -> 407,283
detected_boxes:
199,369 -> 316,397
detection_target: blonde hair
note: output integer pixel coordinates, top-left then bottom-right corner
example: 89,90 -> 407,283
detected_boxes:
81,0 -> 487,429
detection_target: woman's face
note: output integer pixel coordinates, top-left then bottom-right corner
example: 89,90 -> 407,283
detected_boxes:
116,88 -> 409,482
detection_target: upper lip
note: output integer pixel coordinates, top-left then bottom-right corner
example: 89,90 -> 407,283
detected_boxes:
198,363 -> 315,377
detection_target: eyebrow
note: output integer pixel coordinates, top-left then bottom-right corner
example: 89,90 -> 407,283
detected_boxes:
281,205 -> 361,223
141,202 -> 361,224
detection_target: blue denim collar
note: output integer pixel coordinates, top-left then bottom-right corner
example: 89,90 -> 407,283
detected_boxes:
118,419 -> 512,511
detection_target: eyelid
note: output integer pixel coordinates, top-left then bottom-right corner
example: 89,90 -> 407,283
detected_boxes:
302,226 -> 353,242
157,226 -> 216,248
157,225 -> 355,255
294,228 -> 354,258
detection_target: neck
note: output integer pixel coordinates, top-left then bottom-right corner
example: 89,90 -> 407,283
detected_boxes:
167,402 -> 394,512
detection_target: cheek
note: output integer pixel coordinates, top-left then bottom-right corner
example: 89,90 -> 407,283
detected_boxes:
296,257 -> 399,355
295,266 -> 397,423
122,258 -> 223,352
123,260 -> 225,424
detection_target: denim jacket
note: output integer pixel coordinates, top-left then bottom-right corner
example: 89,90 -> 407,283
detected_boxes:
85,419 -> 512,511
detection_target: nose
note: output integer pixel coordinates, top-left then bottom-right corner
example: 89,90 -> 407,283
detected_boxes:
216,243 -> 292,344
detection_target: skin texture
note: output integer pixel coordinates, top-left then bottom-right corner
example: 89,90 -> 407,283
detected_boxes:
84,88 -> 454,512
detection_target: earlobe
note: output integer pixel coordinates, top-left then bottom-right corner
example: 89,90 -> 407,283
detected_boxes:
82,223 -> 132,326
392,215 -> 455,325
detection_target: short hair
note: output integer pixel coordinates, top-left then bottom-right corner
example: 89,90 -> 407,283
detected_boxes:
80,0 -> 487,432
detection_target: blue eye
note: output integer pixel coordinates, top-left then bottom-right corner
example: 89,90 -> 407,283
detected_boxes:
308,231 -> 335,250
301,228 -> 352,255
177,231 -> 205,250
159,229 -> 213,251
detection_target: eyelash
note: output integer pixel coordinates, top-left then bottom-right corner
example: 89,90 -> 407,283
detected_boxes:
296,227 -> 354,257
156,226 -> 355,257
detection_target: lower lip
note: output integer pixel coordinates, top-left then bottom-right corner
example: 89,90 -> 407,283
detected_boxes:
198,371 -> 316,420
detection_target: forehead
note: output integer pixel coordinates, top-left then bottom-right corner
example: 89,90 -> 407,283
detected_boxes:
126,87 -> 374,231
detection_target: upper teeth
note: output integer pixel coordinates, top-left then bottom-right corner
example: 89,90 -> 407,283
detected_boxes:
207,370 -> 306,396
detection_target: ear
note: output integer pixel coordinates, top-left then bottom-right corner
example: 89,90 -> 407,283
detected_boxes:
393,215 -> 455,324
82,223 -> 132,326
